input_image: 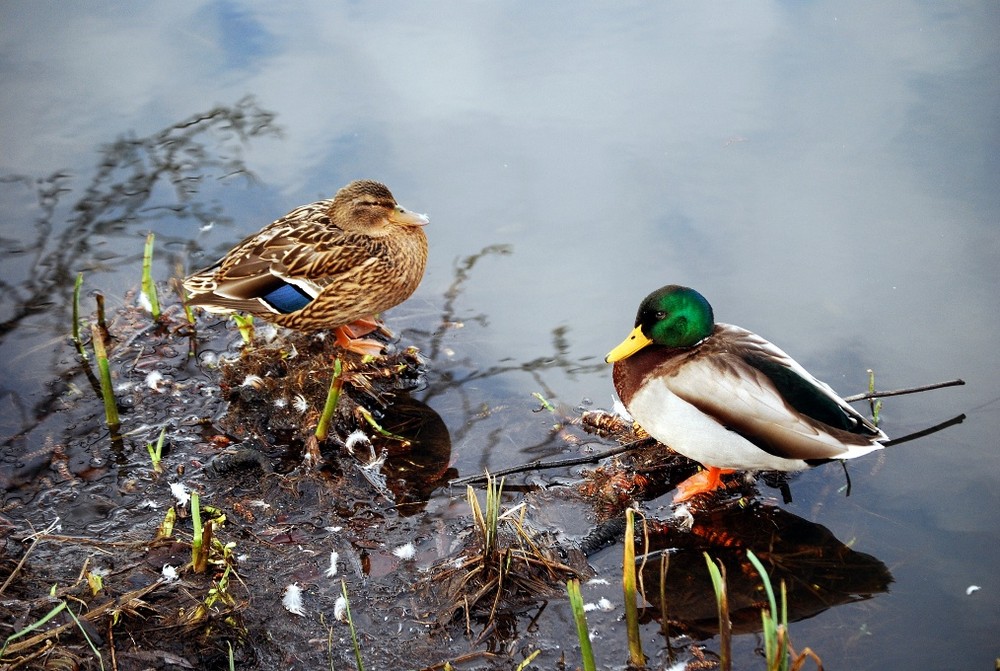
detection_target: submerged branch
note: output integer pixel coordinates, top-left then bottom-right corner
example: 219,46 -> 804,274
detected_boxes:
882,413 -> 966,447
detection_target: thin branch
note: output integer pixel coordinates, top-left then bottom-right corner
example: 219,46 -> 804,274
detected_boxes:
843,378 -> 964,403
454,377 -> 968,488
0,518 -> 62,596
450,438 -> 656,486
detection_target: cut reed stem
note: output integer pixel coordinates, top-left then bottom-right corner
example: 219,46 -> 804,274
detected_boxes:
191,491 -> 209,573
315,357 -> 343,441
658,552 -> 670,641
90,322 -> 119,428
623,508 -> 644,667
72,272 -> 87,359
142,232 -> 161,320
95,293 -> 108,332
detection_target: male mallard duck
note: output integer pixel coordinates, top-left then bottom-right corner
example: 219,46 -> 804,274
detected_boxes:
606,285 -> 887,502
183,180 -> 428,354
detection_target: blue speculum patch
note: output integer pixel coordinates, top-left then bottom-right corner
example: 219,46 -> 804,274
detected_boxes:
261,283 -> 312,313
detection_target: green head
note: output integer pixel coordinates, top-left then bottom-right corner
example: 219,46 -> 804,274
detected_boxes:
606,285 -> 715,362
638,285 -> 714,346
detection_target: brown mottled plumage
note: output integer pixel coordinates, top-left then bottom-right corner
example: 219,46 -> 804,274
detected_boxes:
183,180 -> 428,352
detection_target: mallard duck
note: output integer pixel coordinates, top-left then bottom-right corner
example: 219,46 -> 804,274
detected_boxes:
183,180 -> 428,354
606,285 -> 887,502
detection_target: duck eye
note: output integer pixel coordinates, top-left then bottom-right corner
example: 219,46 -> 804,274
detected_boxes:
654,311 -> 667,320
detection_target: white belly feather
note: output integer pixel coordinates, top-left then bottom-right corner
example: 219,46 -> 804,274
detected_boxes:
628,377 -> 812,471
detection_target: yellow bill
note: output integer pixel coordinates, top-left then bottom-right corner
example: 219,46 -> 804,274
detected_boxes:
605,326 -> 652,363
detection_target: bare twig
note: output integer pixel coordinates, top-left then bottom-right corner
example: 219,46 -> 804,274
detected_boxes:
450,438 -> 656,486
0,519 -> 62,596
454,377 -> 967,488
843,378 -> 964,403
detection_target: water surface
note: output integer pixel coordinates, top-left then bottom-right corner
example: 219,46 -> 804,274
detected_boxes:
2,3 -> 998,669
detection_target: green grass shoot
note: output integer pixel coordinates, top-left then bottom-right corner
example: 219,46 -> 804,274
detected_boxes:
531,392 -> 555,413
87,571 -> 103,596
357,406 -> 409,445
514,650 -> 541,670
467,471 -> 503,557
63,603 -> 106,671
232,313 -> 255,344
147,426 -> 166,474
181,291 -> 195,324
566,578 -> 596,671
866,369 -> 883,425
191,490 -> 202,567
704,553 -> 732,671
90,322 -> 119,428
155,506 -> 176,541
622,508 -> 644,667
1,600 -> 68,657
72,272 -> 87,359
340,579 -> 366,671
191,491 -> 210,573
747,549 -> 788,671
322,613 -> 336,671
315,357 -> 343,441
172,272 -> 196,325
142,232 -> 161,320
202,564 -> 234,611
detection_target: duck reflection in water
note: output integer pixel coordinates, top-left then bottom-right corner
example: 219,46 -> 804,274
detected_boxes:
587,501 -> 891,640
366,394 -> 455,517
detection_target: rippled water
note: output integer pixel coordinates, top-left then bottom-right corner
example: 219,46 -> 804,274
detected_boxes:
2,3 -> 998,669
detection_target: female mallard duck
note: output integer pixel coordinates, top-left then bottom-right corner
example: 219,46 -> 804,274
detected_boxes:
183,180 -> 428,354
606,285 -> 887,502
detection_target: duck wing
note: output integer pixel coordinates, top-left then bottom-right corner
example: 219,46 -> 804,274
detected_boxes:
667,324 -> 886,463
186,221 -> 385,313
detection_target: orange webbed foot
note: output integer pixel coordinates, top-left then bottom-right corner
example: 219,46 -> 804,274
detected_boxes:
339,317 -> 385,339
334,323 -> 386,356
673,467 -> 736,503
